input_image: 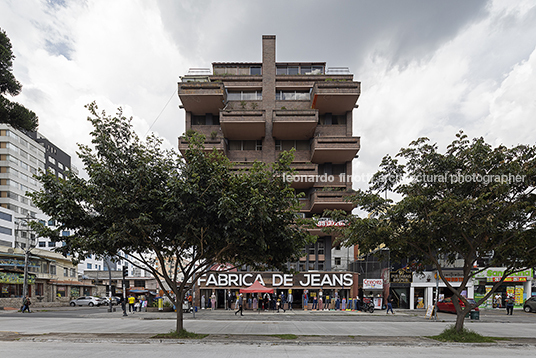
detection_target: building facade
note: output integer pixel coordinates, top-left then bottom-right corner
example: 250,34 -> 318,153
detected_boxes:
177,35 -> 361,308
0,244 -> 90,308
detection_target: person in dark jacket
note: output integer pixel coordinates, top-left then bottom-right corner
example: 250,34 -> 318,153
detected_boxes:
506,294 -> 515,315
235,293 -> 244,316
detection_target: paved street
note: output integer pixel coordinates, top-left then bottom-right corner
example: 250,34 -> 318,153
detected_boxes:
1,306 -> 535,338
1,306 -> 536,357
1,341 -> 535,358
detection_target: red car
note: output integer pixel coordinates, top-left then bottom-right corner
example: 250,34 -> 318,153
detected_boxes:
437,297 -> 479,313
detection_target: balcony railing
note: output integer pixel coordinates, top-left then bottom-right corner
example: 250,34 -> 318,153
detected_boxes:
311,136 -> 360,164
272,110 -> 318,140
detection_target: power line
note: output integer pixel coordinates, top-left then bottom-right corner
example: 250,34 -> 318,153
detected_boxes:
144,88 -> 177,137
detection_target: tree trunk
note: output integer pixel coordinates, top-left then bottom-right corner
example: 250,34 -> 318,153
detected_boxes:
455,309 -> 467,332
176,301 -> 184,333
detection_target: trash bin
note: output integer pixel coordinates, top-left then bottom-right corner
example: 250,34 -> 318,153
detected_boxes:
470,311 -> 480,320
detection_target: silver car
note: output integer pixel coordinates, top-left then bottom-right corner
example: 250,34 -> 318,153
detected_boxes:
69,296 -> 102,307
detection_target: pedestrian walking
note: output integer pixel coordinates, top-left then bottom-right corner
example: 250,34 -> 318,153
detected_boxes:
506,294 -> 514,315
386,294 -> 395,314
235,293 -> 244,316
21,295 -> 31,313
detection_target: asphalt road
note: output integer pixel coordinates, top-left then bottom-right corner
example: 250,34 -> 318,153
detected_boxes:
1,341 -> 535,358
1,306 -> 535,338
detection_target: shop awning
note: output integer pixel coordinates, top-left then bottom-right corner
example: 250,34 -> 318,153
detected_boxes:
239,280 -> 274,294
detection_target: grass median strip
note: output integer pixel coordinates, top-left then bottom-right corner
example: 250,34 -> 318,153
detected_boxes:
152,330 -> 208,339
427,326 -> 509,343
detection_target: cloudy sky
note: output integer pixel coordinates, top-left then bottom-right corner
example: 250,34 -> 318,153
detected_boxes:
1,0 -> 535,194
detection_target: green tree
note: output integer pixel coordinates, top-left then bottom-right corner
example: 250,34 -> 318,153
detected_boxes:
330,132 -> 536,332
0,28 -> 38,132
30,102 -> 310,333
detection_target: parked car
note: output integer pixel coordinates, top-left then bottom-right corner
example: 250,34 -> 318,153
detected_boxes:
524,297 -> 536,312
436,297 -> 479,313
101,296 -> 121,305
69,296 -> 103,307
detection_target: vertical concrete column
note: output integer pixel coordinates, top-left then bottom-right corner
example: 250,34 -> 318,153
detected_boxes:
262,35 -> 276,163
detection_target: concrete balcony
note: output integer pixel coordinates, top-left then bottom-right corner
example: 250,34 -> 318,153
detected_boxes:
272,110 -> 318,140
177,82 -> 225,115
220,110 -> 265,140
309,190 -> 355,213
311,81 -> 361,114
178,136 -> 226,156
286,163 -> 318,189
311,136 -> 360,164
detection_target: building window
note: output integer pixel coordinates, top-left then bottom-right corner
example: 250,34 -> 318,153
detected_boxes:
250,66 -> 261,75
87,263 -> 92,269
191,114 -> 219,126
334,257 -> 341,266
0,226 -> 12,235
36,283 -> 44,296
56,286 -> 66,297
62,231 -> 70,236
133,280 -> 145,288
276,65 -> 324,75
228,140 -> 262,151
319,113 -> 346,125
227,90 -> 262,101
38,241 -> 46,248
0,205 -> 15,219
70,268 -> 76,277
281,140 -> 310,151
48,241 -> 55,247
50,265 -> 56,275
308,245 -> 315,255
318,241 -> 324,255
276,90 -> 311,101
318,262 -> 324,270
63,268 -> 68,276
48,219 -> 56,226
335,245 -> 341,251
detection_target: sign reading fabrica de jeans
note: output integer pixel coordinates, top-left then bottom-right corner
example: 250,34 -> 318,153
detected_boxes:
197,272 -> 355,289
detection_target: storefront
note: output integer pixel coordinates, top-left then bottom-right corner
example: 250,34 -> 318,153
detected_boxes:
389,269 -> 412,309
196,271 -> 358,309
410,270 -> 475,310
363,278 -> 384,309
0,270 -> 35,297
473,268 -> 533,309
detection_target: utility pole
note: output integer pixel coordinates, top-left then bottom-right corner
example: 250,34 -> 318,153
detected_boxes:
104,258 -> 113,312
122,265 -> 128,316
15,214 -> 36,306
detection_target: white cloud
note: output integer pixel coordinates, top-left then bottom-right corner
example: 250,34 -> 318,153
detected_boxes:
352,0 -> 536,194
1,0 -> 535,190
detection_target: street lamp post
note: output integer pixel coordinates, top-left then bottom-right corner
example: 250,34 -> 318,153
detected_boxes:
15,214 -> 37,305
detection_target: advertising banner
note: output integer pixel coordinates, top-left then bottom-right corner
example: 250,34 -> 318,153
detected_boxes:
363,279 -> 383,290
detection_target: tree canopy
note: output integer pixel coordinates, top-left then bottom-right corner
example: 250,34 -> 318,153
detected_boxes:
30,102 -> 310,332
330,131 -> 536,331
0,28 -> 38,132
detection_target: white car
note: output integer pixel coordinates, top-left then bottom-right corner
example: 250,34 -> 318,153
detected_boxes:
69,296 -> 102,307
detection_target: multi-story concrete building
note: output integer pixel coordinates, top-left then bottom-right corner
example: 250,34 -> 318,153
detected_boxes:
0,124 -> 104,278
177,36 -> 361,308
